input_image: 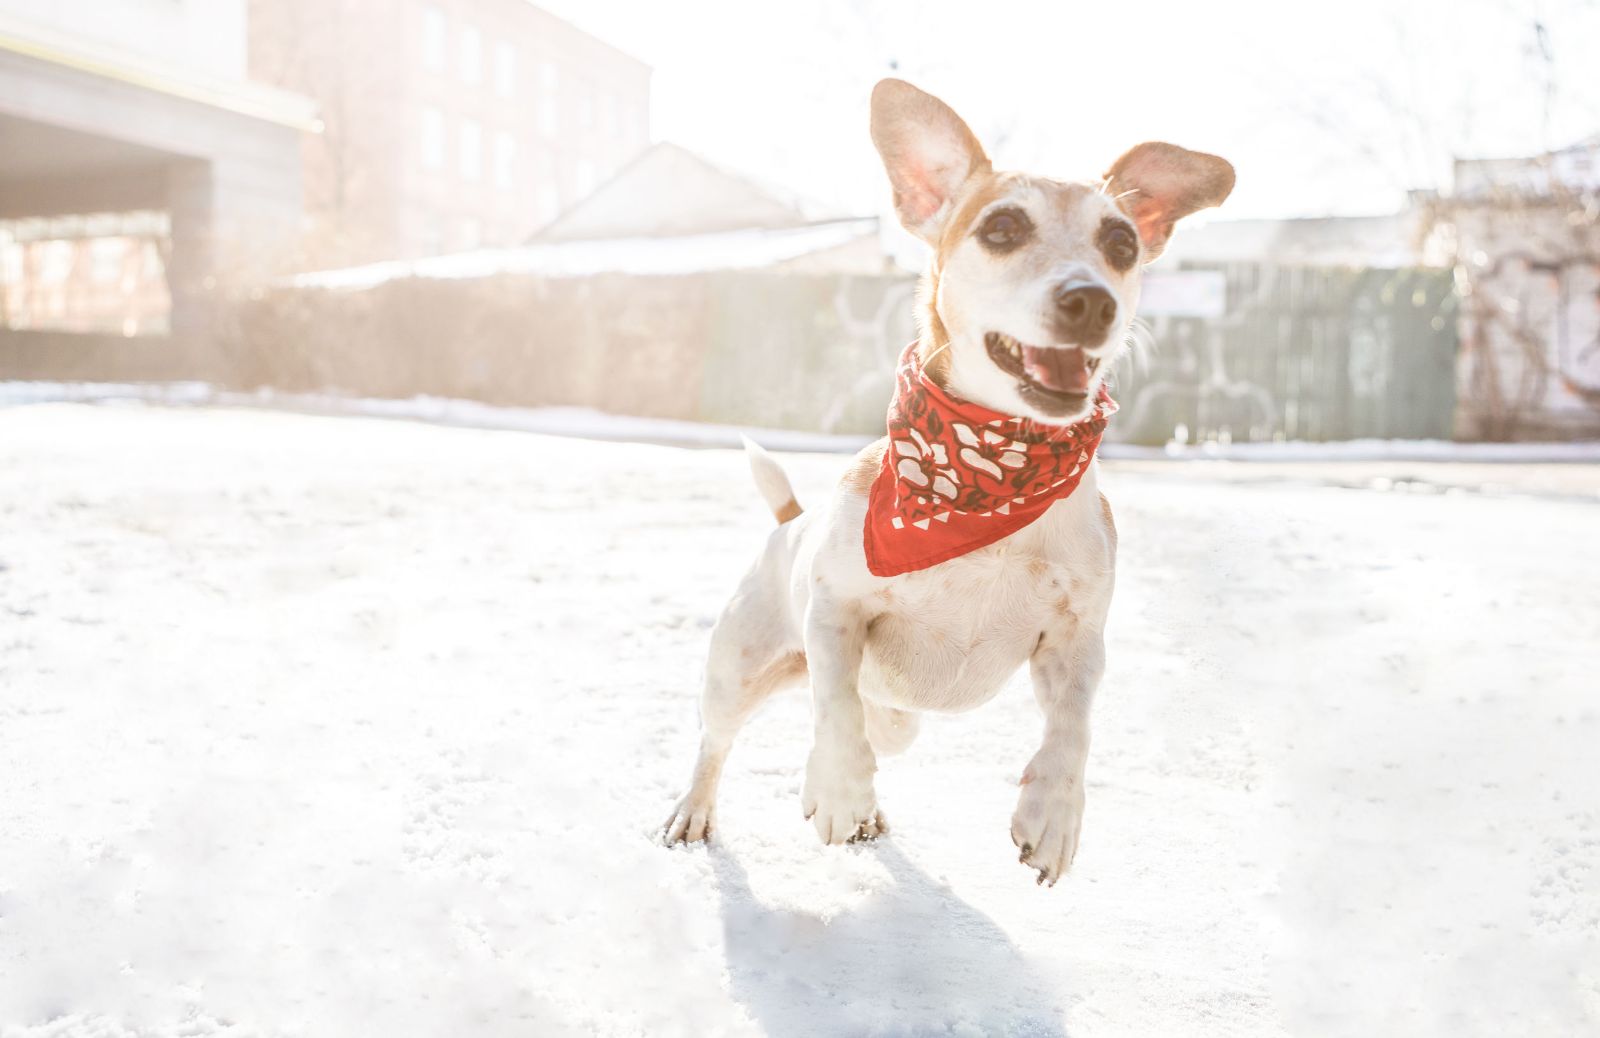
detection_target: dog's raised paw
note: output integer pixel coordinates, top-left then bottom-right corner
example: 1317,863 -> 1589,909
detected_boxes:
1010,777 -> 1084,887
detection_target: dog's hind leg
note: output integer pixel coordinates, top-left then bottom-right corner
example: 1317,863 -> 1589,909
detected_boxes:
663,570 -> 805,845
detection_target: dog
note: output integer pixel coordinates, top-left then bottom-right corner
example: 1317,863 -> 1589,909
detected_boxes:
663,79 -> 1233,885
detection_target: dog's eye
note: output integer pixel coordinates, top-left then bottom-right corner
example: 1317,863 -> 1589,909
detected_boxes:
1098,220 -> 1139,272
977,208 -> 1032,252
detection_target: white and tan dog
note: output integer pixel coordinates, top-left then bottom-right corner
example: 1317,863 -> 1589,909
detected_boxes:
663,79 -> 1233,885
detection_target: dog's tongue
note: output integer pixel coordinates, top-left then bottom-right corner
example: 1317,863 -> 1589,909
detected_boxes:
1021,346 -> 1091,394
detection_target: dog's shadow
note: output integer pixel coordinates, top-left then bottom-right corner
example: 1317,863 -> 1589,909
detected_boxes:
711,841 -> 1069,1037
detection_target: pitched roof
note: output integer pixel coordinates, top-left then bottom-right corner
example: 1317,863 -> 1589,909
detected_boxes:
531,142 -> 811,242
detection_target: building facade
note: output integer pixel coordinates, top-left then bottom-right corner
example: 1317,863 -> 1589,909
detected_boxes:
0,1 -> 313,354
249,0 -> 651,265
1418,140 -> 1600,439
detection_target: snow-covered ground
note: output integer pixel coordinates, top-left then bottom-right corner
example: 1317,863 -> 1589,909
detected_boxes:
2,402 -> 1597,1037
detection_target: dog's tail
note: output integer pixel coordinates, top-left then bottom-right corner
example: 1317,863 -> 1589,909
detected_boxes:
741,435 -> 802,524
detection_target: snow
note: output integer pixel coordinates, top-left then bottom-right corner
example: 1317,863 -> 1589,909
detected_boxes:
0,382 -> 874,453
1,402 -> 1597,1036
1139,437 -> 1600,464
8,380 -> 1600,465
285,218 -> 881,291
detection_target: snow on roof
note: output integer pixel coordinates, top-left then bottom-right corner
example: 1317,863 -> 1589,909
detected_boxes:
289,217 -> 880,291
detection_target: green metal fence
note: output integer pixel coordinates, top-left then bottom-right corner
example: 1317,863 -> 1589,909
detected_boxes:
140,264 -> 1454,444
1114,264 -> 1459,444
694,264 -> 1459,444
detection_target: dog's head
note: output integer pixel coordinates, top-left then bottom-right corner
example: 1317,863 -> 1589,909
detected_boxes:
871,78 -> 1234,424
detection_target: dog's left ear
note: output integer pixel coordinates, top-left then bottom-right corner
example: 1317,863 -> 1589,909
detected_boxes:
1104,143 -> 1235,260
870,79 -> 992,244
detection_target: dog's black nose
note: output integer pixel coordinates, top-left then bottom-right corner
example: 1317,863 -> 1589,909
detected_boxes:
1052,283 -> 1117,344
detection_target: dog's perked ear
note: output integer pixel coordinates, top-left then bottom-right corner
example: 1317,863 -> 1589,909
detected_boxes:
870,79 -> 992,244
1103,143 -> 1235,260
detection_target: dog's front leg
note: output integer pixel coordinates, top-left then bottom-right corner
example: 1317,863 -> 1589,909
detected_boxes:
1012,624 -> 1105,885
800,600 -> 886,844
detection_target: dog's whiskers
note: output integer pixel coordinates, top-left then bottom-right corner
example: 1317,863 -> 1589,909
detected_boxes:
920,339 -> 953,367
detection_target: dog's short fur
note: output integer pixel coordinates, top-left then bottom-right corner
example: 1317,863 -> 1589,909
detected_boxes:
663,80 -> 1233,884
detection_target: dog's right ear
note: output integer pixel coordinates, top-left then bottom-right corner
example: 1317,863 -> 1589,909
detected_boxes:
870,79 -> 991,244
1103,143 -> 1235,260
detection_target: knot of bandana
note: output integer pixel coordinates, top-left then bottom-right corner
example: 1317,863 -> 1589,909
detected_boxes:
863,341 -> 1118,577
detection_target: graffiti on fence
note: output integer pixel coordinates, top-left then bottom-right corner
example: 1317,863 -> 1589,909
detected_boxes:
818,276 -> 916,433
1113,264 -> 1458,444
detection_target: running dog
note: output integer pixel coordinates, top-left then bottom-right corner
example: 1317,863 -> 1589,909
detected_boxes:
663,78 -> 1233,885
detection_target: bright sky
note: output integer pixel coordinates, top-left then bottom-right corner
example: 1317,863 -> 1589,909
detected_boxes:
540,0 -> 1600,223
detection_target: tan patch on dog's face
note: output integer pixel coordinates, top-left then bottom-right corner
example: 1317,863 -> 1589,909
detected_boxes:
937,173 -> 1017,266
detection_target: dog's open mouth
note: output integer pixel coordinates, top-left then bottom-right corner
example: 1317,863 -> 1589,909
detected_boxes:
985,332 -> 1100,414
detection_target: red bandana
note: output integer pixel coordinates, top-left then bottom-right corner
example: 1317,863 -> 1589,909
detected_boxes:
863,342 -> 1118,577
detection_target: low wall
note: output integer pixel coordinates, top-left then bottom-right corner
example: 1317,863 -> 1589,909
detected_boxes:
2,271 -> 919,434
1,265 -> 1489,443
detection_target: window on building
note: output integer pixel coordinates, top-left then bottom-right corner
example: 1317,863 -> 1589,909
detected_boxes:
422,6 -> 447,70
421,107 -> 445,169
599,92 -> 617,140
459,218 -> 482,251
39,239 -> 74,285
534,151 -> 562,223
494,132 -> 516,190
141,240 -> 164,280
539,62 -> 559,137
460,24 -> 482,85
90,238 -> 125,284
0,211 -> 170,336
460,120 -> 483,181
495,42 -> 516,97
576,159 -> 597,198
576,85 -> 594,131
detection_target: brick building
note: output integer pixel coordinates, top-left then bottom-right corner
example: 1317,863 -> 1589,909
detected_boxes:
249,0 -> 651,265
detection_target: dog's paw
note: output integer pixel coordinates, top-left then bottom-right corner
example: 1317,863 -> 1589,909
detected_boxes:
661,795 -> 716,846
1010,768 -> 1085,887
801,748 -> 885,845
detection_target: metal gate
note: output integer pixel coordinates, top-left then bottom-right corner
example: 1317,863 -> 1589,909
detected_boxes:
1114,264 -> 1459,445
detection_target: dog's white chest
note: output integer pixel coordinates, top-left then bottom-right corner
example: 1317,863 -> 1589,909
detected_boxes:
857,495 -> 1108,713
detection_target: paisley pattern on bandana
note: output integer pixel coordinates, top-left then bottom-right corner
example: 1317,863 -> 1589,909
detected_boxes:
864,342 -> 1117,577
